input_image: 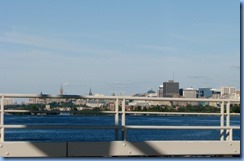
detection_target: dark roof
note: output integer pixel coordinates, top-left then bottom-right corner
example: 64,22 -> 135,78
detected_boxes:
147,89 -> 156,94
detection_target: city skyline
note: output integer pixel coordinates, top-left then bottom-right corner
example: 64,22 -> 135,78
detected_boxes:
58,82 -> 240,97
0,0 -> 240,96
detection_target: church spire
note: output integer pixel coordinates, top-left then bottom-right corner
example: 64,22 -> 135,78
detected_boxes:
89,88 -> 93,96
60,84 -> 64,95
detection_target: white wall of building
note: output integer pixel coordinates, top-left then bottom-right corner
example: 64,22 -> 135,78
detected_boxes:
221,87 -> 236,96
183,88 -> 197,98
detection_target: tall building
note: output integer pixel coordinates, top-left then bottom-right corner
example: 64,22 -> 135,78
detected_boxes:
163,80 -> 179,97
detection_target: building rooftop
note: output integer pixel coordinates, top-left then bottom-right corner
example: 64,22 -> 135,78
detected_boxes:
147,89 -> 156,94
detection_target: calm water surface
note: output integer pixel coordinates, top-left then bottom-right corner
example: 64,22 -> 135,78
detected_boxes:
5,115 -> 240,142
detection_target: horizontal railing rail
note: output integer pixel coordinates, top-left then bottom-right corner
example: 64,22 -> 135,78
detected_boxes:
2,125 -> 240,130
4,110 -> 117,114
0,93 -> 240,102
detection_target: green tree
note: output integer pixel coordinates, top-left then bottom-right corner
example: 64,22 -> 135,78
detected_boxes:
230,105 -> 240,113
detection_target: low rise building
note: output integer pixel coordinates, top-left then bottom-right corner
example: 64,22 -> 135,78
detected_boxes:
146,89 -> 158,97
86,102 -> 104,108
197,88 -> 212,98
179,88 -> 197,98
210,88 -> 221,99
221,87 -> 236,96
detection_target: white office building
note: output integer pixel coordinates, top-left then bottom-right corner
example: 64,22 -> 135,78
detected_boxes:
180,88 -> 197,98
0,98 -> 14,105
221,87 -> 236,96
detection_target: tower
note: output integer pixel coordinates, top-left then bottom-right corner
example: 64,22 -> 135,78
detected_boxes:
89,88 -> 93,96
158,85 -> 163,97
60,84 -> 64,95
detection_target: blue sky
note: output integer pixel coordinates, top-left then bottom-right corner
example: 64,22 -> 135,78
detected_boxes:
0,0 -> 240,95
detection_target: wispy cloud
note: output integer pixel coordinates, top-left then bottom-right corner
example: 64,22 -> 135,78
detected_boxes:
111,81 -> 139,86
140,45 -> 177,52
110,80 -> 149,87
170,33 -> 196,43
187,75 -> 207,79
230,65 -> 240,69
62,82 -> 90,87
0,31 -> 118,56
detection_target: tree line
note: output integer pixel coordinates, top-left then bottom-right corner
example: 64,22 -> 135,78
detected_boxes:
5,102 -> 240,115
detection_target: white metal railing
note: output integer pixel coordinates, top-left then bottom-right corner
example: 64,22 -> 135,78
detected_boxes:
1,96 -> 4,142
0,93 -> 240,157
0,93 -> 240,141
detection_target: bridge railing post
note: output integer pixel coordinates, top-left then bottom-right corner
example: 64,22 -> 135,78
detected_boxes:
226,101 -> 231,141
220,101 -> 224,141
121,98 -> 126,141
1,95 -> 4,142
115,98 -> 119,140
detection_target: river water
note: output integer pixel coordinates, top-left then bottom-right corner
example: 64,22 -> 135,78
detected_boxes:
4,115 -> 240,142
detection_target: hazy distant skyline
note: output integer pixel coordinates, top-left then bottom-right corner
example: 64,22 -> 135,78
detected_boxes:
0,0 -> 240,95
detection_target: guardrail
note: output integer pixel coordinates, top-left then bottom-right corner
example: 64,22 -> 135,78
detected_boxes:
0,94 -> 240,157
